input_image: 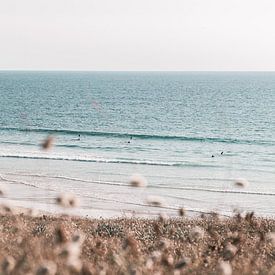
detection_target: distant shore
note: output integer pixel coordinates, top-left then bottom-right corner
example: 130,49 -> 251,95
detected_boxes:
0,210 -> 274,274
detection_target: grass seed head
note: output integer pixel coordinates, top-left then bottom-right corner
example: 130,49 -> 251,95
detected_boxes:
71,231 -> 85,245
266,232 -> 275,246
0,203 -> 13,215
56,193 -> 79,208
174,257 -> 191,270
0,185 -> 7,197
1,256 -> 15,274
151,250 -> 162,261
189,226 -> 204,241
146,196 -> 167,207
179,207 -> 186,217
159,238 -> 170,250
223,243 -> 237,260
41,135 -> 54,150
234,178 -> 249,188
161,254 -> 174,267
55,225 -> 70,244
217,260 -> 232,275
36,261 -> 57,275
27,208 -> 39,217
158,213 -> 168,222
129,174 -> 147,187
145,258 -> 154,270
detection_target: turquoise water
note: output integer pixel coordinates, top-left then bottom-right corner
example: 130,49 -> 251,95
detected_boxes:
0,72 -> 274,217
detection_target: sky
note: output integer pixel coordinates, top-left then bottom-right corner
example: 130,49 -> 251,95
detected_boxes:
0,0 -> 275,71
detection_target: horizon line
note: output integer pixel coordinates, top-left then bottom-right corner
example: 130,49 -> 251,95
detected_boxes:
1,69 -> 275,73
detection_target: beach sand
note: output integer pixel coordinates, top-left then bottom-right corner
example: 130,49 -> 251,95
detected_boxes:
0,208 -> 274,274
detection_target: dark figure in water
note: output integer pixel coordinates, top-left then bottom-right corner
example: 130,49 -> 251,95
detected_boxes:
127,136 -> 132,143
78,134 -> 81,141
221,151 -> 224,155
211,155 -> 215,158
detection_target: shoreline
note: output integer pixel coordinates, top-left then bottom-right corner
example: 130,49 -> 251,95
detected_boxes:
0,210 -> 274,274
1,158 -> 275,218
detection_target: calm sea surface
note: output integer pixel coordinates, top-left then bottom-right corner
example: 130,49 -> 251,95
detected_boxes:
0,72 -> 274,217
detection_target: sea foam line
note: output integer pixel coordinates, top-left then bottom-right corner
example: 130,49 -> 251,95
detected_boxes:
3,172 -> 275,197
0,154 -> 221,168
151,185 -> 275,196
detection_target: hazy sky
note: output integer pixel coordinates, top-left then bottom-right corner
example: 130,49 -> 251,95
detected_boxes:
0,0 -> 275,71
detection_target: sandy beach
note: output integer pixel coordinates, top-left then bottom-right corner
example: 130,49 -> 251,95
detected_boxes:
0,207 -> 274,275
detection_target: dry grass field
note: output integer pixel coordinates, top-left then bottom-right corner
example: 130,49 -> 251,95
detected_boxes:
0,209 -> 274,275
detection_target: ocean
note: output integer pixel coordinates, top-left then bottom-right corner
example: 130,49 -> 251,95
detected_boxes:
0,71 -> 274,217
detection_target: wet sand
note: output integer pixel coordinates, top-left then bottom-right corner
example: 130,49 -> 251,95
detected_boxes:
1,157 -> 275,218
0,210 -> 274,274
